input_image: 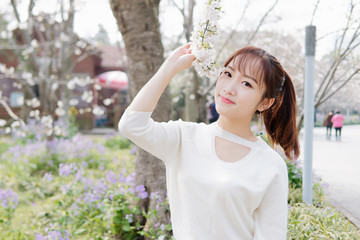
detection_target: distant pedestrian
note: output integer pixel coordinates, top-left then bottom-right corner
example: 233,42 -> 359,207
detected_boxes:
323,111 -> 334,139
208,101 -> 219,123
331,111 -> 345,141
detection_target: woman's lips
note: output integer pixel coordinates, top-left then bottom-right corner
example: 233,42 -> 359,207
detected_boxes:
220,96 -> 235,104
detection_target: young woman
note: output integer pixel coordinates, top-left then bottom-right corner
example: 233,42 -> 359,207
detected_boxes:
119,44 -> 299,239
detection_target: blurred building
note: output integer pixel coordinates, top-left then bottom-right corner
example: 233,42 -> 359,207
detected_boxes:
0,42 -> 128,129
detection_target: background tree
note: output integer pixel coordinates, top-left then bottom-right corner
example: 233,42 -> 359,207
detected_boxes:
0,0 -> 99,136
109,0 -> 172,232
318,77 -> 360,116
297,0 -> 360,129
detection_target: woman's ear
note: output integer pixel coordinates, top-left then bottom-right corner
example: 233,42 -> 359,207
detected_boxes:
257,98 -> 275,112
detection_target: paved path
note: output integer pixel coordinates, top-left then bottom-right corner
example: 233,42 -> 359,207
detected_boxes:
299,124 -> 360,227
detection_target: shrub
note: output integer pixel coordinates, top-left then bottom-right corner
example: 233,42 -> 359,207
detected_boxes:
104,134 -> 133,150
288,203 -> 360,239
286,160 -> 360,239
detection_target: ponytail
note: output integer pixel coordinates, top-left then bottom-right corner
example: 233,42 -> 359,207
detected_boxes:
263,71 -> 300,160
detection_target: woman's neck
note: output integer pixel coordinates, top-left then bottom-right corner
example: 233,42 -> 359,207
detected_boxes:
217,115 -> 258,142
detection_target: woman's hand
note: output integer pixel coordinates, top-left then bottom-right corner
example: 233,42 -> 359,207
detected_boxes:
163,43 -> 196,75
126,43 -> 195,112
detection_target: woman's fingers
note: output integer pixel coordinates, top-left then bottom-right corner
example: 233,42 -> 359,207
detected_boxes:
179,43 -> 192,54
183,43 -> 192,49
179,53 -> 196,68
164,43 -> 196,73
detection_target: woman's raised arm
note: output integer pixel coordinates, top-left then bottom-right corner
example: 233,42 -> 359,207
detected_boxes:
128,43 -> 195,113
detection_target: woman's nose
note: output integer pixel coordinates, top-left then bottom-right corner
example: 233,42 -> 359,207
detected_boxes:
223,82 -> 236,95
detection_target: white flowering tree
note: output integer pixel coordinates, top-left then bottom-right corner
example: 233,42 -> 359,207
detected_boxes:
190,0 -> 223,81
170,0 -> 224,122
296,0 -> 360,130
0,0 -> 101,137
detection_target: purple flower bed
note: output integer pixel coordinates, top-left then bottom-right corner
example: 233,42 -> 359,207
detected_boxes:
0,188 -> 18,209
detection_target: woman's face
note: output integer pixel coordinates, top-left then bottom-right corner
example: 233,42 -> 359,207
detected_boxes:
214,58 -> 267,121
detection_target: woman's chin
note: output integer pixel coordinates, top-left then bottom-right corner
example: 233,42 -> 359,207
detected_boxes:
216,109 -> 233,118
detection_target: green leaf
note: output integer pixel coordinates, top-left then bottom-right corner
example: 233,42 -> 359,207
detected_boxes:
74,229 -> 87,235
122,225 -> 131,232
165,224 -> 172,231
113,216 -> 122,224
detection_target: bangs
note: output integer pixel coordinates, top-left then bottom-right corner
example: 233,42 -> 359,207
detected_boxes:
224,48 -> 269,91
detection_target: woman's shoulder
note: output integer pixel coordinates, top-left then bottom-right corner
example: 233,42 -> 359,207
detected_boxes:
255,139 -> 288,174
173,119 -> 212,139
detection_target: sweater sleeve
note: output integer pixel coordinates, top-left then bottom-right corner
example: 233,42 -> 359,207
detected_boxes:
253,165 -> 289,240
118,109 -> 181,165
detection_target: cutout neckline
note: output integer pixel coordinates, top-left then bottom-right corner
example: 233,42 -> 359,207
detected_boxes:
211,122 -> 262,166
215,136 -> 251,163
214,122 -> 261,147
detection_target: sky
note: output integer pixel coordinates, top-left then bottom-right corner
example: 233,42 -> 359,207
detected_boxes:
0,0 -> 353,58
73,0 -> 350,58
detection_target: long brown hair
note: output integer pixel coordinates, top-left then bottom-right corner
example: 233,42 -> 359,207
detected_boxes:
224,46 -> 300,160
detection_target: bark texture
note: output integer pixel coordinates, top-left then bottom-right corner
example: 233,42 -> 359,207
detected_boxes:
110,0 -> 172,232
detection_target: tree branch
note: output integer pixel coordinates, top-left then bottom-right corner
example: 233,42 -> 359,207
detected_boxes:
215,0 -> 250,61
246,0 -> 279,45
315,15 -> 360,101
10,0 -> 39,74
337,1 -> 354,51
0,99 -> 26,128
316,68 -> 360,107
171,0 -> 185,17
10,0 -> 21,22
310,0 -> 321,25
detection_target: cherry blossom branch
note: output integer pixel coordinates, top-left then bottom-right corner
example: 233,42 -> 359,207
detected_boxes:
190,0 -> 223,81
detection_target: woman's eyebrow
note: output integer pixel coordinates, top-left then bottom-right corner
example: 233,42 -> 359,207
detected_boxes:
245,75 -> 258,85
226,65 -> 258,85
227,65 -> 235,71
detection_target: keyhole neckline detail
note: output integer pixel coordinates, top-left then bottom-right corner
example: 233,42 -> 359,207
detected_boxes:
211,121 -> 263,166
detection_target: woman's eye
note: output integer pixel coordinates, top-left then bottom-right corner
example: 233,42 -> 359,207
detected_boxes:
224,71 -> 231,77
242,81 -> 252,88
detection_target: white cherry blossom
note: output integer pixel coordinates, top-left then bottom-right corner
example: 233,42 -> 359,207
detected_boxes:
26,98 -> 40,108
55,107 -> 65,117
5,127 -> 11,134
94,84 -> 102,90
190,0 -> 223,81
81,91 -> 94,103
67,80 -> 76,89
41,115 -> 53,128
0,119 -> 7,127
103,98 -> 112,106
11,121 -> 20,129
92,105 -> 105,116
69,99 -> 79,106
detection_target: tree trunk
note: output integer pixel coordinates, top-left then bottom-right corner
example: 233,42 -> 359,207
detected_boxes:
110,0 -> 172,234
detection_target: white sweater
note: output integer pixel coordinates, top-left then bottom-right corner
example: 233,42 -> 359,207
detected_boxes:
118,110 -> 288,240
